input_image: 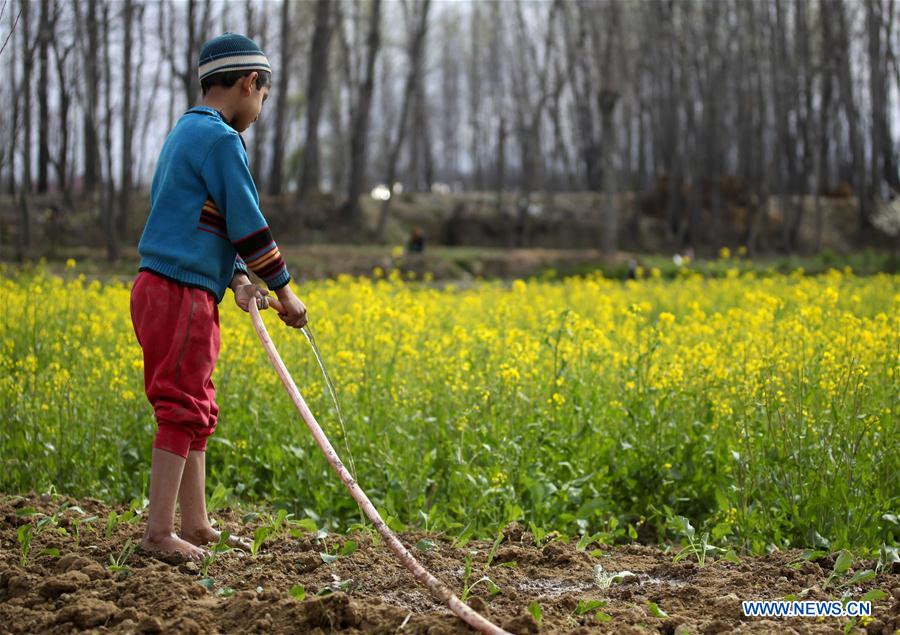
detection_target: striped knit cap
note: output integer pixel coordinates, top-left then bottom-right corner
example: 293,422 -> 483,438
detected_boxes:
198,32 -> 271,82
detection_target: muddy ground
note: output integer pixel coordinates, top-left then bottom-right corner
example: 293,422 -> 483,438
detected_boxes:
1,495 -> 897,634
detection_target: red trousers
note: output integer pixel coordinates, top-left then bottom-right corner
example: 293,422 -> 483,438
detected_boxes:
130,271 -> 220,458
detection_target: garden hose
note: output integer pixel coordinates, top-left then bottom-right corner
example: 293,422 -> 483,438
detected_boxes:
248,302 -> 511,635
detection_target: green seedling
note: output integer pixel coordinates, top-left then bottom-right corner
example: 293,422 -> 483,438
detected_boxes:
71,514 -> 98,549
646,601 -> 669,618
316,573 -> 355,596
105,510 -> 131,539
108,538 -> 136,574
16,506 -> 67,566
250,509 -> 292,556
670,516 -> 718,567
527,602 -> 542,625
876,544 -> 898,574
460,550 -> 502,602
200,531 -> 234,578
572,599 -> 611,624
573,599 -> 606,616
289,517 -> 318,539
320,538 -> 357,564
453,522 -> 475,548
290,584 -> 307,600
250,526 -> 270,557
17,525 -> 33,566
207,483 -> 231,513
576,531 -> 605,552
823,550 -> 879,590
593,563 -> 635,588
415,538 -> 437,552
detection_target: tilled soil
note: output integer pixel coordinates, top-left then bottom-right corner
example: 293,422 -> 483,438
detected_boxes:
1,495 -> 897,634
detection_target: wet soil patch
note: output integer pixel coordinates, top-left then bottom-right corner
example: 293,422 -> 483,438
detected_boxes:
1,495 -> 897,633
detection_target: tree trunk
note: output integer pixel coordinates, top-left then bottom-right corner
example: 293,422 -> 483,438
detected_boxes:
663,1 -> 681,243
118,0 -> 134,238
101,2 -> 117,261
82,0 -> 100,195
598,1 -> 621,256
815,0 -> 835,251
6,0 -> 20,196
267,0 -> 292,195
496,115 -> 506,217
51,3 -> 74,209
246,0 -> 268,185
342,0 -> 382,225
299,0 -> 333,200
375,0 -> 431,240
832,0 -> 871,227
37,0 -> 50,193
468,3 -> 483,190
867,0 -> 899,194
18,0 -> 32,258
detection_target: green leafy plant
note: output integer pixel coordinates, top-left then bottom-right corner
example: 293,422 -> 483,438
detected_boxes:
670,516 -> 719,567
875,544 -> 898,575
572,599 -> 611,623
460,547 -> 502,602
70,514 -> 98,549
592,563 -> 635,588
527,602 -> 542,625
573,599 -> 606,615
200,531 -> 234,578
290,584 -> 307,600
250,509 -> 291,556
108,538 -> 136,574
646,601 -> 669,618
16,506 -> 68,566
207,483 -> 231,513
17,525 -> 33,566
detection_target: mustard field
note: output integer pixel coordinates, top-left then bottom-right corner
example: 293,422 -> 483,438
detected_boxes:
1,262 -> 897,552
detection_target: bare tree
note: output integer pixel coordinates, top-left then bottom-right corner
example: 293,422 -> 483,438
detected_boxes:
374,0 -> 431,239
50,0 -> 75,208
36,0 -> 50,193
267,0 -> 292,195
17,0 -> 35,259
298,0 -> 333,200
831,0 -> 871,226
5,0 -> 21,196
509,0 -> 560,246
74,0 -> 100,195
594,1 -> 622,256
342,0 -> 382,225
162,0 -> 211,112
118,0 -> 136,238
101,1 -> 117,261
867,0 -> 899,195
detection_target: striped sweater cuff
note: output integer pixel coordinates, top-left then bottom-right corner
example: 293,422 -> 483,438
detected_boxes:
233,227 -> 290,289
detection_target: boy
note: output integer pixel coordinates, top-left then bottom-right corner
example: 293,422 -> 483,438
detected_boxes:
130,33 -> 307,561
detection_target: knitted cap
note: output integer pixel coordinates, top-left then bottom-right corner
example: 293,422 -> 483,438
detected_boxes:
198,32 -> 271,82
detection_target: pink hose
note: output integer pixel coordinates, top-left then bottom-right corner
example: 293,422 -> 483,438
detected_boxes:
249,303 -> 511,635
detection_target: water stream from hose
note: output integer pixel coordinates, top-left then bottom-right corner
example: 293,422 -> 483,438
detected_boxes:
301,324 -> 357,483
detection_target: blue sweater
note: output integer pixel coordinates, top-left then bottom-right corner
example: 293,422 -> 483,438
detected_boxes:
138,106 -> 290,302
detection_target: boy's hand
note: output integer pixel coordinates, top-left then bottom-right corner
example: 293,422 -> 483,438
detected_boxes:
270,285 -> 308,328
233,283 -> 271,313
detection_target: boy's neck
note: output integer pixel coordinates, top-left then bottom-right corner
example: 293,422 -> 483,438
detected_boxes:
200,93 -> 237,125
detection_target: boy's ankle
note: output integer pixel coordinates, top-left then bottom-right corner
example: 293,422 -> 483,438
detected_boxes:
143,527 -> 177,542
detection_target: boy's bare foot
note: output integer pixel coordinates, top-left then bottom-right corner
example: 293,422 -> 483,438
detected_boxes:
181,524 -> 253,552
141,530 -> 209,563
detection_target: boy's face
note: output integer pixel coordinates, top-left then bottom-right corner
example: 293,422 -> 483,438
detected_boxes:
231,72 -> 270,133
